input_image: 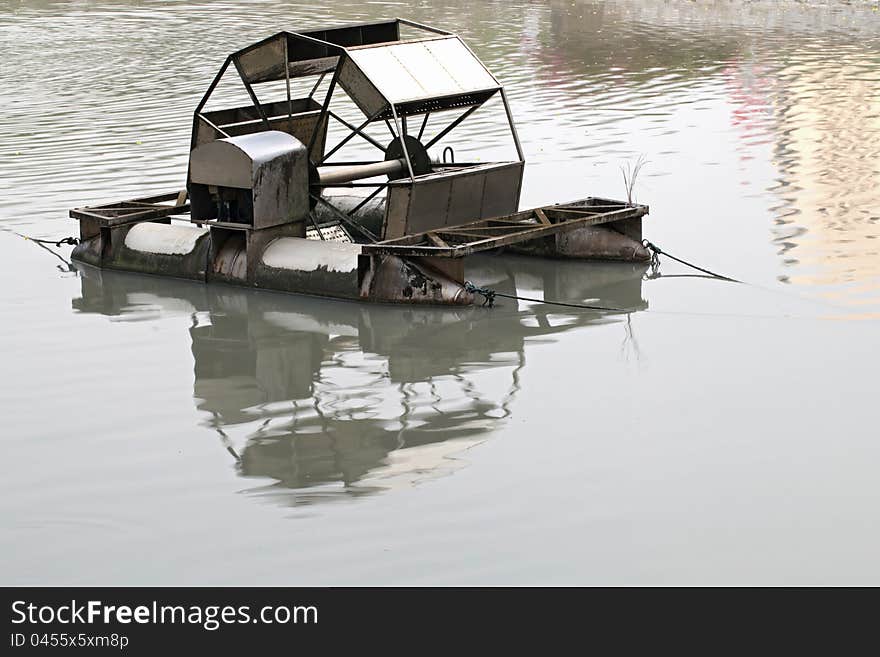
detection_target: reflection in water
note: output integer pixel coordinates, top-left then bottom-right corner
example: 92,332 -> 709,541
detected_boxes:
72,256 -> 648,505
767,59 -> 880,293
535,1 -> 880,302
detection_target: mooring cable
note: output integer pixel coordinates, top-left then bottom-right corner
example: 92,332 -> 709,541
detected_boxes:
4,229 -> 80,248
642,239 -> 741,283
641,239 -> 852,314
464,282 -> 629,312
28,235 -> 80,247
465,239 -> 742,312
3,228 -> 79,270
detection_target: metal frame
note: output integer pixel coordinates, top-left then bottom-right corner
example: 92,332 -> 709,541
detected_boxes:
232,57 -> 271,131
310,195 -> 380,242
71,192 -> 646,262
190,19 -> 523,173
424,104 -> 481,150
308,66 -> 341,157
396,18 -> 452,36
321,108 -> 387,162
70,191 -> 190,227
362,200 -> 648,258
389,104 -> 415,180
182,19 -> 528,243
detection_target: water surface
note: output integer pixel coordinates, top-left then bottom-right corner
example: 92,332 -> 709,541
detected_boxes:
1,0 -> 879,585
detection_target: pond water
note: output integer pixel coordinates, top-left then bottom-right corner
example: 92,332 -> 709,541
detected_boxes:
1,0 -> 879,585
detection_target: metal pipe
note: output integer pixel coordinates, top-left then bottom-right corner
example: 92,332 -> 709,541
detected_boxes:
316,158 -> 405,185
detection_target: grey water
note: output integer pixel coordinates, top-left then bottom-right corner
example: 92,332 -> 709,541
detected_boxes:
1,0 -> 879,585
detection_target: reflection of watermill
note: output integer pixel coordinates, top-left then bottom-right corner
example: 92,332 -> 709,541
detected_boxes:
193,294 -> 526,500
71,255 -> 647,505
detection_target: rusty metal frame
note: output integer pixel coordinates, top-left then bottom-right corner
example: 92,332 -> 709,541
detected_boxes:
232,56 -> 271,131
395,18 -> 452,36
70,190 -> 647,268
310,194 -> 380,242
348,185 -> 386,215
307,72 -> 326,100
424,104 -> 482,149
308,65 -> 341,157
417,112 -> 430,141
361,200 -> 648,258
189,20 -> 501,149
315,182 -> 392,188
70,191 -> 190,227
283,38 -> 293,131
499,88 -> 525,162
390,104 -> 415,180
318,160 -> 388,166
321,109 -> 387,163
191,57 -> 233,151
197,115 -> 230,139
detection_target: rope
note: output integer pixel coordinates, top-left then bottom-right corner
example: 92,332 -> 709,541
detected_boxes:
464,240 -> 740,312
21,235 -> 80,248
642,240 -> 740,283
464,282 -> 629,312
2,229 -> 78,271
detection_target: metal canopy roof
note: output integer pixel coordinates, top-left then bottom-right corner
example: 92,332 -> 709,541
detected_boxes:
341,36 -> 500,117
233,21 -> 401,84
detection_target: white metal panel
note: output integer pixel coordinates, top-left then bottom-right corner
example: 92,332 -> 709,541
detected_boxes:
124,223 -> 208,255
262,237 -> 360,273
346,37 -> 498,105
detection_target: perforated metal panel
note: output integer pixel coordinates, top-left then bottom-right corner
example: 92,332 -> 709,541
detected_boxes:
340,36 -> 500,117
306,223 -> 352,243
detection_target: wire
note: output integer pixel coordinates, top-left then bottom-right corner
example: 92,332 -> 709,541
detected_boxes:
642,240 -> 740,283
3,228 -> 79,271
465,240 -> 741,312
464,283 -> 629,312
20,234 -> 79,248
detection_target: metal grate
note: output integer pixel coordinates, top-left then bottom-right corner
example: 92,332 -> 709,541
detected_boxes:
306,222 -> 353,243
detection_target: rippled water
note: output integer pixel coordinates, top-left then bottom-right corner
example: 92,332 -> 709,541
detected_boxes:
2,0 -> 879,585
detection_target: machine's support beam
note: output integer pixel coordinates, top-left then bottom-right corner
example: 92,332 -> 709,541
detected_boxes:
425,104 -> 480,150
307,72 -> 326,100
322,109 -> 387,162
390,104 -> 416,180
500,88 -> 525,162
384,119 -> 397,139
417,112 -> 431,141
349,185 -> 386,216
190,56 -> 232,152
308,66 -> 341,157
397,18 -> 452,35
232,56 -> 271,131
283,39 -> 294,133
310,194 -> 380,242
